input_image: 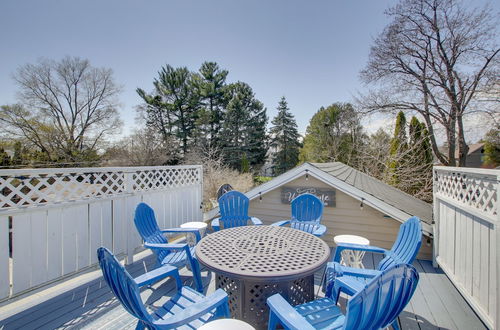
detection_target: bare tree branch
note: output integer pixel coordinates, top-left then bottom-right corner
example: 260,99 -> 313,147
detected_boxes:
2,56 -> 123,162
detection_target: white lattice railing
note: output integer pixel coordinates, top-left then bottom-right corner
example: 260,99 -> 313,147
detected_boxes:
0,165 -> 203,302
0,166 -> 202,210
434,167 -> 498,222
433,166 -> 500,329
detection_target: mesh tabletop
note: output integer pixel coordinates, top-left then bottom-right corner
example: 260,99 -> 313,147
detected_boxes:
195,225 -> 330,281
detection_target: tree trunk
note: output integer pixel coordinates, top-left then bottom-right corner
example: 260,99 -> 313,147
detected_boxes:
447,116 -> 457,167
420,90 -> 449,166
456,114 -> 469,167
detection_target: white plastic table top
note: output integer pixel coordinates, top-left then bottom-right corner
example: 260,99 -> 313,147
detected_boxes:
198,319 -> 255,330
334,234 -> 370,246
180,221 -> 208,229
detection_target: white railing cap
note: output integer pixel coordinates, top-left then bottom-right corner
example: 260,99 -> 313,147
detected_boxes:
434,166 -> 500,178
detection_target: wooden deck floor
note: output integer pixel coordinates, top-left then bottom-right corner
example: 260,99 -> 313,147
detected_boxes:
0,251 -> 486,330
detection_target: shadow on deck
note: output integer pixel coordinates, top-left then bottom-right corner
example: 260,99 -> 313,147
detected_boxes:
0,251 -> 486,330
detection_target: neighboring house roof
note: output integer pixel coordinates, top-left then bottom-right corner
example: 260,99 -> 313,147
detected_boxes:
205,162 -> 433,235
454,142 -> 485,158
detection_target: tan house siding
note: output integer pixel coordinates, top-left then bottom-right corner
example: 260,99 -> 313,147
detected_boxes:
249,175 -> 433,260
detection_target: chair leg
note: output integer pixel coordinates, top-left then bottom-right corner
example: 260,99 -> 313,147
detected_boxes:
330,284 -> 341,305
391,319 -> 400,330
315,267 -> 327,298
268,312 -> 280,330
190,259 -> 204,293
217,301 -> 231,318
135,320 -> 146,330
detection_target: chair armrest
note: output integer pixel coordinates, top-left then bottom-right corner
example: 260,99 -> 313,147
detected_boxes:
330,275 -> 366,300
333,243 -> 387,262
134,265 -> 182,289
156,289 -> 229,328
324,262 -> 380,299
211,218 -> 220,232
338,266 -> 380,278
250,217 -> 263,225
144,242 -> 190,253
325,262 -> 380,280
161,228 -> 201,242
270,220 -> 291,227
312,224 -> 327,237
267,294 -> 315,330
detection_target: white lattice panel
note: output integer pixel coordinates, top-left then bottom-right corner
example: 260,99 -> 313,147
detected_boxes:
0,166 -> 202,210
131,167 -> 201,192
434,168 -> 498,219
433,166 -> 499,329
0,165 -> 203,300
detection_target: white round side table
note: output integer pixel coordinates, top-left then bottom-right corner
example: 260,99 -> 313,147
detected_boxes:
180,221 -> 207,246
333,235 -> 370,268
198,319 -> 255,330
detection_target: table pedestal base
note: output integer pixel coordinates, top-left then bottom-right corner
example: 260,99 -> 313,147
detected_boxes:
216,273 -> 314,329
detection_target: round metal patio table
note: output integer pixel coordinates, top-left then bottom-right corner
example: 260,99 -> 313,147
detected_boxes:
195,225 -> 330,329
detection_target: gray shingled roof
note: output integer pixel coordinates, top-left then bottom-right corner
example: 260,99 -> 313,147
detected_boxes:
311,162 -> 433,225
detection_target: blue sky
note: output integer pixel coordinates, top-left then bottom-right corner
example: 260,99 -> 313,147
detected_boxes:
0,0 -> 496,139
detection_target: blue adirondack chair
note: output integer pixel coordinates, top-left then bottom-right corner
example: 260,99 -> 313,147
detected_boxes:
267,263 -> 419,330
211,190 -> 262,231
325,216 -> 422,304
97,247 -> 230,329
134,202 -> 204,292
271,193 -> 327,237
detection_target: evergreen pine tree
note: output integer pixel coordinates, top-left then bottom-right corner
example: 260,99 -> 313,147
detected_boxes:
246,106 -> 268,167
12,141 -> 24,166
421,124 -> 433,166
137,65 -> 199,161
269,97 -> 301,175
241,153 -> 249,173
407,116 -> 433,195
387,111 -> 407,184
221,82 -> 267,171
0,148 -> 11,167
194,62 -> 229,151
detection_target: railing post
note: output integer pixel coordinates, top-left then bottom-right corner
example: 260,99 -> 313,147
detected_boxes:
198,166 -> 203,221
432,168 -> 439,268
124,171 -> 134,265
496,173 -> 500,330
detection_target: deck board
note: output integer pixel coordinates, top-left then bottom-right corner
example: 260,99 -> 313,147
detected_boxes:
0,251 -> 486,330
2,255 -> 150,328
413,260 -> 459,329
418,259 -> 485,329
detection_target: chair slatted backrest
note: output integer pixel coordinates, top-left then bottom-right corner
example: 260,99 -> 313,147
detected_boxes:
291,194 -> 324,222
134,203 -> 170,263
343,264 -> 419,330
377,216 -> 422,271
216,183 -> 234,200
290,221 -> 322,234
97,247 -> 152,324
218,191 -> 251,229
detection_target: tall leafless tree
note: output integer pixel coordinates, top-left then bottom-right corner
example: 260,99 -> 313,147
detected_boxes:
104,127 -> 177,166
358,0 -> 499,166
0,56 -> 122,162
